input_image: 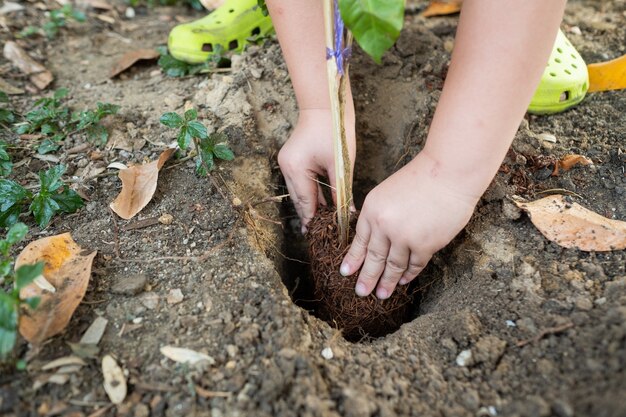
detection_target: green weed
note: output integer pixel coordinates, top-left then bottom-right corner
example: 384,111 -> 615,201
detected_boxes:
160,109 -> 234,176
14,88 -> 120,154
19,4 -> 86,39
0,223 -> 43,362
157,45 -> 231,78
0,165 -> 83,229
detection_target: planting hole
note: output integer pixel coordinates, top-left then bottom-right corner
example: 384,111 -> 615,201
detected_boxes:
557,47 -> 563,53
251,27 -> 261,36
555,57 -> 562,63
572,63 -> 578,69
550,72 -> 557,77
564,69 -> 572,75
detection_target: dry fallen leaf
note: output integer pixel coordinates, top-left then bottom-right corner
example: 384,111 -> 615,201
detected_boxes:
102,355 -> 127,404
41,356 -> 86,371
160,346 -> 215,366
421,0 -> 463,17
79,316 -> 108,345
552,154 -> 593,176
515,195 -> 626,251
3,41 -> 53,89
588,54 -> 626,93
17,233 -> 97,344
109,148 -> 176,219
109,49 -> 160,78
0,77 -> 24,95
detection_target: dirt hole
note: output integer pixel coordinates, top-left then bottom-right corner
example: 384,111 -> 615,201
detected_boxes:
275,179 -> 440,343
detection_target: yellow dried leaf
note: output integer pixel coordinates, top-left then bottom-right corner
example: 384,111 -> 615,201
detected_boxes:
588,54 -> 626,93
17,234 -> 96,344
552,154 -> 592,176
3,41 -> 53,90
515,195 -> 626,251
421,0 -> 463,17
109,148 -> 176,220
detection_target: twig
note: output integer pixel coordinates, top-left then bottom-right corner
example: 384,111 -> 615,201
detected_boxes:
536,188 -> 583,199
516,322 -> 574,347
108,207 -> 121,258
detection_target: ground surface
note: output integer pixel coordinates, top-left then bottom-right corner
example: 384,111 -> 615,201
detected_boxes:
1,1 -> 625,416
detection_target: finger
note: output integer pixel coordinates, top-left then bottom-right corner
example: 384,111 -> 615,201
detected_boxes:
398,253 -> 429,285
340,217 -> 371,276
284,173 -> 317,233
354,233 -> 390,297
317,183 -> 327,207
375,245 -> 410,299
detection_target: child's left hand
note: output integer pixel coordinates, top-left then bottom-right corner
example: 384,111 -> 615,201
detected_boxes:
339,151 -> 479,299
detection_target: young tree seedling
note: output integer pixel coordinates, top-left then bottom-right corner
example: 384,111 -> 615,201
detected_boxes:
160,109 -> 234,176
19,4 -> 86,39
157,45 -> 231,78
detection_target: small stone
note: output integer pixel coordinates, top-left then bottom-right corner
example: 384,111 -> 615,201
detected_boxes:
569,26 -> 582,36
552,399 -> 574,417
321,347 -> 333,360
159,214 -> 174,225
232,197 -> 242,207
594,297 -> 606,306
537,133 -> 557,143
167,289 -> 184,305
111,274 -> 147,296
249,68 -> 262,79
574,296 -> 593,311
134,403 -> 149,417
132,317 -> 143,324
139,292 -> 159,310
502,200 -> 522,220
455,349 -> 473,367
506,320 -> 516,327
125,7 -> 135,18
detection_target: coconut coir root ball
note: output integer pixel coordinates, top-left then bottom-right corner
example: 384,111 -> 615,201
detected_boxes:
307,208 -> 413,341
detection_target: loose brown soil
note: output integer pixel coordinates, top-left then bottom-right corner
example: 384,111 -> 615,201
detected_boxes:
1,1 -> 625,417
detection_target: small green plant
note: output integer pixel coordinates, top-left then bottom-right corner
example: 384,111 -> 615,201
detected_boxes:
19,4 -> 86,39
0,92 -> 16,126
0,141 -> 12,178
0,223 -> 43,362
14,88 -> 119,154
157,45 -> 230,78
160,109 -> 234,176
0,165 -> 84,228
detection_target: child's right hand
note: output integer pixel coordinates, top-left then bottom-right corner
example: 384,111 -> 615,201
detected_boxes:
278,108 -> 356,233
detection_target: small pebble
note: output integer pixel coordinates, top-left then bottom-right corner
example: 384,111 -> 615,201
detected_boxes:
506,320 -> 516,327
321,347 -> 334,360
125,7 -> 135,18
455,349 -> 473,367
537,133 -> 557,143
167,288 -> 184,305
159,214 -> 174,225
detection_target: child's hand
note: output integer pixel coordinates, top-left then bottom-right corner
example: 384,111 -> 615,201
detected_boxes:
278,109 -> 355,233
339,152 -> 479,299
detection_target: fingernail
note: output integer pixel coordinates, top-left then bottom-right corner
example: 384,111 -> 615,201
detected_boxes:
376,288 -> 389,300
301,225 -> 308,234
355,282 -> 368,297
399,278 -> 408,285
339,262 -> 350,276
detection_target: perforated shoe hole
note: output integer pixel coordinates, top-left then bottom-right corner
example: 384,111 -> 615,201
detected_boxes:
560,91 -> 570,102
251,27 -> 261,36
202,43 -> 213,52
229,39 -> 238,50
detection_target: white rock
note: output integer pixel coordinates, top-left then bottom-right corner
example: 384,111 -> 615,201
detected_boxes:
455,349 -> 473,367
321,347 -> 334,360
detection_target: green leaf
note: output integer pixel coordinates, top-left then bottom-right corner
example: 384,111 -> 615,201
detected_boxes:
0,92 -> 8,103
30,193 -> 60,228
52,187 -> 84,213
96,102 -> 120,117
24,297 -> 41,310
85,124 -> 108,145
186,121 -> 208,139
54,88 -> 69,100
213,144 -> 235,161
0,180 -> 30,228
0,296 -> 18,359
6,223 -> 28,245
0,260 -> 11,279
0,108 -> 14,124
339,0 -> 404,64
176,126 -> 191,150
195,151 -> 214,177
15,263 -> 44,288
160,112 -> 184,129
39,165 -> 66,193
0,327 -> 17,359
37,138 -> 62,155
158,54 -> 191,77
184,109 -> 197,122
71,9 -> 87,22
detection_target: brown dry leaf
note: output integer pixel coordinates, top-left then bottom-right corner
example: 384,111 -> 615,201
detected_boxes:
17,233 -> 97,344
515,195 -> 626,251
160,346 -> 215,365
552,154 -> 593,176
109,49 -> 160,78
109,148 -> 175,219
588,54 -> 626,93
0,77 -> 24,95
421,0 -> 463,17
102,355 -> 127,404
3,41 -> 53,89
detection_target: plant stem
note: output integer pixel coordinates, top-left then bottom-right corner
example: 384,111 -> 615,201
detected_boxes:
323,0 -> 353,245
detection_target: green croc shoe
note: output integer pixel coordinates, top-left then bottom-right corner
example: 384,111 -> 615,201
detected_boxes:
528,29 -> 589,115
168,0 -> 273,64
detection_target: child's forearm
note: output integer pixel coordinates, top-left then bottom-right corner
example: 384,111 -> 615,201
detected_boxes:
421,0 -> 567,199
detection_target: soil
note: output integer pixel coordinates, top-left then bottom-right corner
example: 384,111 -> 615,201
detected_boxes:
1,1 -> 625,416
